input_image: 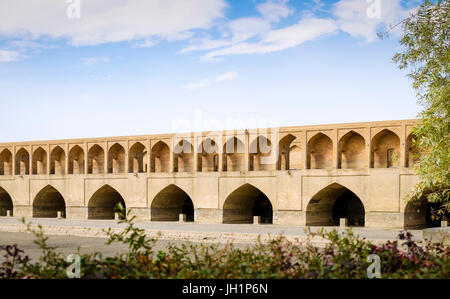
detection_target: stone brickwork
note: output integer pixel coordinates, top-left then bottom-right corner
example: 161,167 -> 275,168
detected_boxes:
0,119 -> 431,229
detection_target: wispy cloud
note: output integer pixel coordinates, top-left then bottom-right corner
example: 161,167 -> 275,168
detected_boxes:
0,50 -> 26,62
184,71 -> 238,90
81,57 -> 110,66
181,0 -> 413,61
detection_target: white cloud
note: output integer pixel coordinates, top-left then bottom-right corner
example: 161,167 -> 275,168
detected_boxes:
184,71 -> 237,90
333,0 -> 409,42
179,0 -> 292,55
256,0 -> 294,22
0,50 -> 26,62
0,0 -> 227,46
80,57 -> 110,66
202,17 -> 338,61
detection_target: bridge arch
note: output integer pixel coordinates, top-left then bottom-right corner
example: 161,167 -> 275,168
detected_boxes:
129,142 -> 147,173
88,185 -> 126,219
151,184 -> 194,222
338,131 -> 366,169
33,185 -> 66,218
174,139 -> 194,172
0,186 -> 13,216
69,145 -> 85,174
223,184 -> 273,224
0,149 -> 12,176
306,183 -> 365,227
108,143 -> 126,174
250,136 -> 274,171
406,133 -> 419,168
151,141 -> 170,172
15,148 -> 30,175
307,133 -> 333,169
88,144 -> 105,174
198,138 -> 219,172
278,134 -> 296,170
371,129 -> 400,168
32,147 -> 47,175
223,137 -> 245,171
50,146 -> 66,175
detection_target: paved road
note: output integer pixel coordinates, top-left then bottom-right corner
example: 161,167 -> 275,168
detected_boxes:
0,231 -> 251,262
0,217 -> 423,241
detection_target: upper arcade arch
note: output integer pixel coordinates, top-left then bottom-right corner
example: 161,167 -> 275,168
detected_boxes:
69,145 -> 85,174
338,131 -> 366,169
198,138 -> 219,172
129,142 -> 147,173
0,149 -> 12,176
371,129 -> 400,168
173,139 -> 194,173
15,148 -> 30,175
107,143 -> 126,174
223,137 -> 245,172
50,146 -> 65,175
307,133 -> 333,169
88,144 -> 105,174
32,147 -> 47,175
151,141 -> 170,173
249,136 -> 274,171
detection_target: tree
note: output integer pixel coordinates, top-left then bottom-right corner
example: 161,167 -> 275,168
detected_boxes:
386,0 -> 449,221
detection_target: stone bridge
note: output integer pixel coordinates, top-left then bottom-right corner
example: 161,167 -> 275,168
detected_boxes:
0,119 -> 430,229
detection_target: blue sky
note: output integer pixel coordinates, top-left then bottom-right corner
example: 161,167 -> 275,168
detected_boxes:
0,0 -> 423,142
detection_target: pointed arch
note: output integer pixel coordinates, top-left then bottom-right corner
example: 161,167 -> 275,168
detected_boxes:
151,141 -> 170,172
174,139 -> 194,172
278,134 -> 296,170
151,184 -> 194,222
404,197 -> 442,229
15,148 -> 30,175
338,131 -> 366,169
69,145 -> 85,174
129,142 -> 147,173
249,136 -> 274,171
0,186 -> 13,216
307,133 -> 333,169
0,149 -> 12,176
289,145 -> 302,170
198,138 -> 219,172
32,147 -> 47,175
108,143 -> 126,174
50,146 -> 66,175
371,129 -> 400,168
88,185 -> 126,219
406,133 -> 419,168
306,183 -> 365,227
88,144 -> 105,174
223,183 -> 273,224
33,185 -> 66,218
223,137 -> 245,171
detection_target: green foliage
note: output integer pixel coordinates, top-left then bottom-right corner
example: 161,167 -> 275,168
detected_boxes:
390,0 -> 450,220
1,214 -> 449,279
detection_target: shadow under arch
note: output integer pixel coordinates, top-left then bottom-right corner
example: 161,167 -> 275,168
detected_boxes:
33,185 -> 66,218
0,186 -> 13,216
404,197 -> 441,230
151,184 -> 194,222
88,185 -> 126,220
223,184 -> 273,224
306,183 -> 365,227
